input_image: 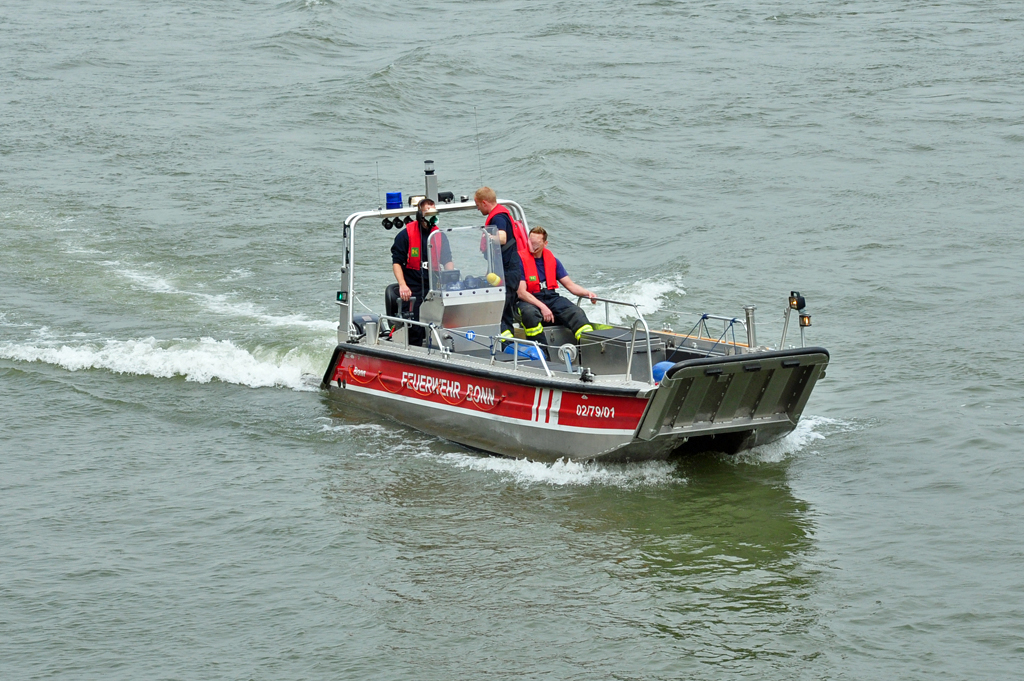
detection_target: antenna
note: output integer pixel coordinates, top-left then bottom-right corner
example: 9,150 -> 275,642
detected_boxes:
375,162 -> 382,210
475,106 -> 483,187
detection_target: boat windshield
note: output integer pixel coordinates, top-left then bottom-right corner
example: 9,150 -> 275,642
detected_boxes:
427,225 -> 506,293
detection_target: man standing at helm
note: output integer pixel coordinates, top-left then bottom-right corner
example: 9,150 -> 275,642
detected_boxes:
516,226 -> 595,343
474,187 -> 523,340
391,198 -> 453,344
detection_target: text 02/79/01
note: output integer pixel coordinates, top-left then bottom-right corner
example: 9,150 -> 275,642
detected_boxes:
576,404 -> 614,418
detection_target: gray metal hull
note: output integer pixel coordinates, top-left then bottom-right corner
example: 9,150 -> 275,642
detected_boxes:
321,343 -> 829,463
325,385 -> 674,462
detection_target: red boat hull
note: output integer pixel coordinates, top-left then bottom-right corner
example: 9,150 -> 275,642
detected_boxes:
323,346 -> 665,461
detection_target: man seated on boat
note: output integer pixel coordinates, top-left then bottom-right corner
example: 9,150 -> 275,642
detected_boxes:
390,198 -> 453,343
474,187 -> 524,342
516,226 -> 596,344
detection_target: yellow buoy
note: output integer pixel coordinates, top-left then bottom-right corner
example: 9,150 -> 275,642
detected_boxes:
486,272 -> 501,286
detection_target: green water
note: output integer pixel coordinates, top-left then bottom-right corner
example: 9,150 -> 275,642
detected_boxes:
3,1 -> 1023,678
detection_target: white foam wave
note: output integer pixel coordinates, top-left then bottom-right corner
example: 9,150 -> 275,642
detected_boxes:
118,268 -> 176,293
27,326 -> 101,342
63,246 -> 105,255
0,312 -> 30,328
429,452 -> 684,488
318,422 -> 415,457
591,275 -> 685,323
112,266 -> 336,330
731,414 -> 847,464
0,337 -> 319,391
319,422 -> 392,436
220,268 -> 253,281
196,293 -> 337,330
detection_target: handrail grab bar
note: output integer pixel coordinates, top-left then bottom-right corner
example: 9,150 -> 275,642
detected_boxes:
499,337 -> 553,377
341,201 -> 489,341
574,295 -> 649,329
373,316 -> 553,377
659,310 -> 748,340
572,295 -> 655,384
624,317 -> 656,384
376,314 -> 449,357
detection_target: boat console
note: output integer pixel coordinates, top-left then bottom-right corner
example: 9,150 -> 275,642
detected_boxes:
417,225 -> 506,353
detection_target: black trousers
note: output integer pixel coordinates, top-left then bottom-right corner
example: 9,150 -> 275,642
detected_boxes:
500,274 -> 521,337
402,284 -> 426,345
518,292 -> 591,338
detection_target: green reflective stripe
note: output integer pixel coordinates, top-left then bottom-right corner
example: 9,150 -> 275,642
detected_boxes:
524,324 -> 544,337
574,324 -> 594,340
500,330 -> 514,339
593,323 -> 614,330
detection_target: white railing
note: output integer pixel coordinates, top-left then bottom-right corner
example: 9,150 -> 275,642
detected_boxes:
372,317 -> 554,377
497,336 -> 553,377
574,296 -> 656,384
659,311 -> 749,354
373,315 -> 449,356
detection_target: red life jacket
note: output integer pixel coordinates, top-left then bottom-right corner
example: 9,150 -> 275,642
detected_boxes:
480,204 -> 529,262
406,223 -> 441,271
521,248 -> 559,293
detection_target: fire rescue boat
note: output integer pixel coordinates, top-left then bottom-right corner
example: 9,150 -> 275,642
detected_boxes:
321,163 -> 829,462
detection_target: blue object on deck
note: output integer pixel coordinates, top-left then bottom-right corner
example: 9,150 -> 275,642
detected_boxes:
652,361 -> 675,383
386,192 -> 402,209
504,344 -> 542,360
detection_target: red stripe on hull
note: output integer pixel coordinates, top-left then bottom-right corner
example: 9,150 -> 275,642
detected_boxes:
332,351 -> 646,432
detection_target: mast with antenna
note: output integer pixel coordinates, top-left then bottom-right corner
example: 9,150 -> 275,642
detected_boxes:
475,107 -> 483,187
375,162 -> 382,210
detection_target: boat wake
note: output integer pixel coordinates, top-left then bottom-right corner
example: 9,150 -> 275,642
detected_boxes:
316,415 -> 846,482
0,336 -> 324,391
730,414 -> 848,464
317,421 -> 684,487
109,264 -> 337,331
428,451 -> 685,488
590,274 -> 685,324
0,312 -> 32,329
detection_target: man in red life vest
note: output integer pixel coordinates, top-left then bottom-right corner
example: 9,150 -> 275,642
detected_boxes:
474,187 -> 524,340
516,226 -> 596,342
390,198 -> 453,343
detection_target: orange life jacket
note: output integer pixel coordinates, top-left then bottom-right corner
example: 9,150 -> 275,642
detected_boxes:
521,248 -> 559,293
406,223 -> 441,271
480,204 -> 529,266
